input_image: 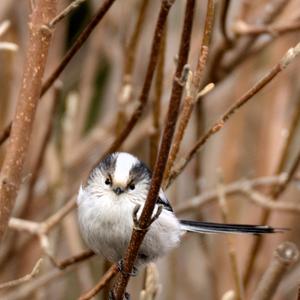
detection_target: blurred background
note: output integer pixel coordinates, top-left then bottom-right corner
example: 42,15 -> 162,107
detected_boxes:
0,0 -> 300,299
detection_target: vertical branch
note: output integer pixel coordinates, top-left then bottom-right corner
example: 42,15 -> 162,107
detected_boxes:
163,0 -> 215,185
111,0 -> 195,298
149,25 -> 166,168
116,0 -> 150,134
243,96 -> 300,287
0,0 -> 57,241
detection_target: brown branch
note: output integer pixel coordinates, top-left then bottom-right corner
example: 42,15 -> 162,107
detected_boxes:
149,24 -> 166,168
167,42 -> 300,187
163,0 -> 215,185
0,258 -> 42,289
92,0 -> 174,173
220,0 -> 231,45
233,20 -> 300,36
111,1 -> 195,298
0,0 -> 116,147
176,174 -> 300,216
0,0 -> 57,242
243,94 -> 300,287
252,242 -> 299,300
78,265 -> 118,300
48,0 -> 88,28
115,0 -> 150,134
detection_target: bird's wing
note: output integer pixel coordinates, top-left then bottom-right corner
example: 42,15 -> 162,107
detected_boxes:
157,189 -> 173,211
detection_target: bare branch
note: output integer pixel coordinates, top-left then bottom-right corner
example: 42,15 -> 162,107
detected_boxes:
0,0 -> 57,241
252,242 -> 299,300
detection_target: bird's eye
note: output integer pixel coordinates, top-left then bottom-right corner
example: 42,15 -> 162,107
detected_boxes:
105,178 -> 111,185
129,183 -> 135,190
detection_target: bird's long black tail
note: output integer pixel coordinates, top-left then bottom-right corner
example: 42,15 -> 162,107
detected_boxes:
180,220 -> 286,234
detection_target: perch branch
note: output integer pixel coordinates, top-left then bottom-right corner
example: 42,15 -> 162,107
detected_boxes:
111,1 -> 195,298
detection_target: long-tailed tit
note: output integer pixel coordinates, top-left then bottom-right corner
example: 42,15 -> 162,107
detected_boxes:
77,152 -> 283,270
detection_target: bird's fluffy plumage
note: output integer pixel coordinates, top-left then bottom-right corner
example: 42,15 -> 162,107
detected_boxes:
77,152 -> 282,268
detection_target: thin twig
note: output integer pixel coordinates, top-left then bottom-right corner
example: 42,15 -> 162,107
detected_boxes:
0,259 -> 42,289
111,1 -> 195,298
116,0 -> 150,134
0,0 -> 57,242
48,0 -> 87,28
252,242 -> 299,300
167,41 -> 300,188
78,265 -> 118,300
150,24 -> 166,168
163,0 -> 215,184
233,20 -> 300,36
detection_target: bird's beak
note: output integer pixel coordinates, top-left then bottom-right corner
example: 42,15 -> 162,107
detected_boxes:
113,187 -> 124,195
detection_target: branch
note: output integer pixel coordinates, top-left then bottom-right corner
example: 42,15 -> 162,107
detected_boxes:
0,0 -> 57,242
167,41 -> 300,187
233,20 -> 300,36
252,242 -> 299,300
163,0 -> 215,185
175,173 -> 288,214
78,265 -> 118,300
111,0 -> 195,298
0,259 -> 42,289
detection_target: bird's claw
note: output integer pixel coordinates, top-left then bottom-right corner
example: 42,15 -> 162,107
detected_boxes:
109,291 -> 131,300
132,204 -> 163,231
117,259 -> 138,277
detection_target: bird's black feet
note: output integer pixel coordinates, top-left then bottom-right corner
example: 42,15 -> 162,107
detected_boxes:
109,290 -> 131,300
117,259 -> 138,277
132,204 -> 163,231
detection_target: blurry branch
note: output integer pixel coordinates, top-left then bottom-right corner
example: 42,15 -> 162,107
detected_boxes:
167,41 -> 300,187
0,42 -> 18,52
5,264 -> 76,300
175,173 -> 288,214
139,263 -> 160,300
150,25 -> 166,168
9,196 -> 95,270
96,0 -> 173,170
252,242 -> 299,300
111,1 -> 195,298
78,265 -> 118,300
243,92 -> 300,286
0,258 -> 42,289
0,0 -> 57,241
0,20 -> 10,36
0,0 -> 116,147
0,20 -> 18,51
233,20 -> 300,36
222,0 -> 290,72
48,0 -> 88,28
217,174 -> 243,300
220,0 -> 231,45
164,0 -> 215,185
116,0 -> 150,134
23,84 -> 61,213
41,0 -> 116,96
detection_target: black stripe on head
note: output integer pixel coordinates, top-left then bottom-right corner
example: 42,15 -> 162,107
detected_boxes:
88,153 -> 117,183
129,161 -> 152,183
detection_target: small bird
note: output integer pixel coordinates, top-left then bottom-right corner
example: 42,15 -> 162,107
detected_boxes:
77,152 -> 283,271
